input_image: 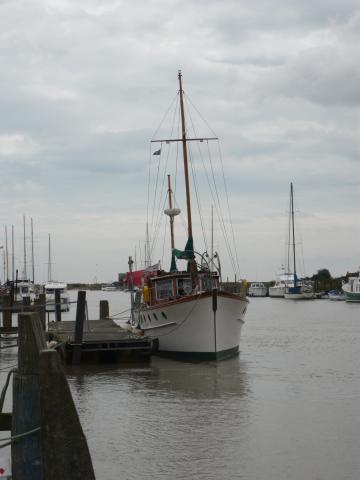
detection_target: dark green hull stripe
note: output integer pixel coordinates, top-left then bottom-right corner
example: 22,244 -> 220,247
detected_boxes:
155,345 -> 239,361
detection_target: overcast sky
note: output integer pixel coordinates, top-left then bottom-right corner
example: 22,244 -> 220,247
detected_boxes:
0,0 -> 359,283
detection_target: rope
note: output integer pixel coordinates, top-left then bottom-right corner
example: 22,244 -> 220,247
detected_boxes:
0,427 -> 41,449
108,307 -> 131,318
0,368 -> 17,413
0,364 -> 17,372
0,344 -> 17,350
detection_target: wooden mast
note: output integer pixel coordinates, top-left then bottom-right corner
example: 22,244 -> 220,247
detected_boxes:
167,174 -> 175,250
178,70 -> 193,240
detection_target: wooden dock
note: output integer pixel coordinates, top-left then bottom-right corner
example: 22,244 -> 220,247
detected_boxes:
49,318 -> 152,363
0,311 -> 96,479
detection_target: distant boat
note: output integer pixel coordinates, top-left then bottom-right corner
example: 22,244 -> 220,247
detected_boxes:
342,272 -> 360,302
328,289 -> 346,301
283,183 -> 314,300
44,281 -> 70,312
101,284 -> 117,291
16,280 -> 36,302
269,270 -> 294,298
248,282 -> 267,297
44,234 -> 70,312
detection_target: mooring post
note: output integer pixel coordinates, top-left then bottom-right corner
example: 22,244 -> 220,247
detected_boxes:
55,289 -> 61,322
12,312 -> 47,480
39,349 -> 95,479
35,293 -> 46,331
99,299 -> 109,319
2,295 -> 12,328
22,296 -> 31,312
72,290 -> 86,365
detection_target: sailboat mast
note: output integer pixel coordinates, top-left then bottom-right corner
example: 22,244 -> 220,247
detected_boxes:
290,183 -> 297,285
23,215 -> 27,280
11,225 -> 14,282
31,217 -> 35,283
178,70 -> 193,239
210,205 -> 214,272
5,225 -> 9,281
167,174 -> 176,249
47,234 -> 52,282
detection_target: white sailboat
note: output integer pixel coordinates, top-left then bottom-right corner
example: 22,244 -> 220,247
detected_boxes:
269,269 -> 294,298
44,234 -> 70,312
283,183 -> 314,300
15,217 -> 36,302
132,72 -> 248,359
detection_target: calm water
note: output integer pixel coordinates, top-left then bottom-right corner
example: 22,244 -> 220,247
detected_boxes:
1,291 -> 360,479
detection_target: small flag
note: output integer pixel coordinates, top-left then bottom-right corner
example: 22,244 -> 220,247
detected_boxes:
153,149 -> 161,156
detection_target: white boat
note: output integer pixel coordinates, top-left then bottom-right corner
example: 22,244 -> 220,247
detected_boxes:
131,72 -> 248,360
269,272 -> 294,297
248,282 -> 267,297
44,281 -> 70,312
342,271 -> 360,302
16,280 -> 36,302
44,234 -> 70,311
283,183 -> 314,300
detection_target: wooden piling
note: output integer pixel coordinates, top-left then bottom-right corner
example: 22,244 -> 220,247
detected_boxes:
2,295 -> 12,328
22,296 -> 31,312
99,299 -> 109,319
39,349 -> 95,479
12,312 -> 47,480
72,290 -> 86,365
55,288 -> 61,322
34,293 -> 46,330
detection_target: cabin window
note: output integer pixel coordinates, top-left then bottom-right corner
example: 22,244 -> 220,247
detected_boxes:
177,278 -> 192,296
156,279 -> 173,300
22,287 -> 29,293
153,313 -> 158,321
161,311 -> 167,319
147,314 -> 151,322
200,276 -> 212,292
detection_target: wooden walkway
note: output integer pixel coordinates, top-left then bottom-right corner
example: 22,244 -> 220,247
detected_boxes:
49,318 -> 152,363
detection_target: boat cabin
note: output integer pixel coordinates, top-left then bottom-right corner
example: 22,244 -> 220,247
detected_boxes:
145,271 -> 219,306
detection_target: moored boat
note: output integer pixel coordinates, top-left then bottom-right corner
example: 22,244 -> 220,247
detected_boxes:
283,183 -> 314,300
44,234 -> 70,312
269,272 -> 293,298
342,272 -> 360,302
328,289 -> 346,301
130,71 -> 248,359
248,282 -> 267,297
45,281 -> 70,312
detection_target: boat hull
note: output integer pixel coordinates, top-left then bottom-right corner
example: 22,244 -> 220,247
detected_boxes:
343,291 -> 360,302
342,279 -> 360,302
139,292 -> 248,359
248,288 -> 267,297
284,292 -> 315,300
268,287 -> 285,298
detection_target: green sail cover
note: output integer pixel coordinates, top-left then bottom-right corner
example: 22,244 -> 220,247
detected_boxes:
172,236 -> 195,261
170,254 -> 177,272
